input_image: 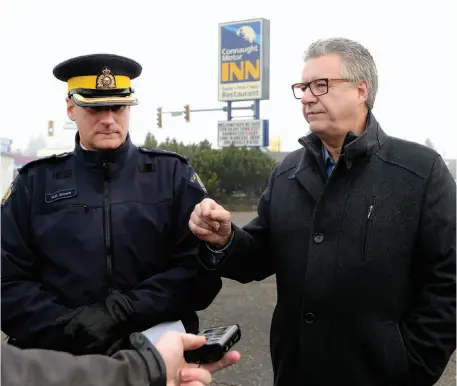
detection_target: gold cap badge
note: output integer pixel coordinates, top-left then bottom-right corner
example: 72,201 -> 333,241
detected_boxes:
96,67 -> 117,89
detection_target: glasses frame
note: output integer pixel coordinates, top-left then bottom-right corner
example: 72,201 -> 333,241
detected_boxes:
291,78 -> 350,99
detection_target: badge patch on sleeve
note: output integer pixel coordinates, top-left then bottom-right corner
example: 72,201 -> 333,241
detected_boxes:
190,173 -> 207,193
1,182 -> 15,207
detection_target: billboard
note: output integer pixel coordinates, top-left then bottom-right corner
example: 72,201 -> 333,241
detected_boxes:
218,18 -> 270,102
217,120 -> 269,147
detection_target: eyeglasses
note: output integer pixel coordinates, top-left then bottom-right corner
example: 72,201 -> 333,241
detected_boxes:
291,78 -> 349,99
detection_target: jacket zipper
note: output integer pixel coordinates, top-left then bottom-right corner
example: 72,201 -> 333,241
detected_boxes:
363,196 -> 376,260
102,160 -> 113,292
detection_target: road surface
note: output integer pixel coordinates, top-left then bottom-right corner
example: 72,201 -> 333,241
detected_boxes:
198,212 -> 456,386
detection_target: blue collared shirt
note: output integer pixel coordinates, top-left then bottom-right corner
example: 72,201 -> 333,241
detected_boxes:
322,145 -> 336,177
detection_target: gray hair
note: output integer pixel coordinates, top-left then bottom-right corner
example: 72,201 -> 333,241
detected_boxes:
304,38 -> 378,109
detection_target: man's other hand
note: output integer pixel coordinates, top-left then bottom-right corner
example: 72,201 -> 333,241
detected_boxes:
154,331 -> 240,386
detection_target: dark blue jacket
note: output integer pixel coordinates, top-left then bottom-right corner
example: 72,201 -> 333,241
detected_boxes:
1,134 -> 221,351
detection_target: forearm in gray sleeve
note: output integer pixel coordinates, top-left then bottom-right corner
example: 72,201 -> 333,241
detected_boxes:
1,342 -> 166,386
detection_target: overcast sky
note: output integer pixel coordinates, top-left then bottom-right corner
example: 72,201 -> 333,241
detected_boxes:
1,0 -> 455,158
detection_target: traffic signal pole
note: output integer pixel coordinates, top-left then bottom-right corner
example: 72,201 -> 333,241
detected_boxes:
156,107 -> 163,128
155,103 -> 256,128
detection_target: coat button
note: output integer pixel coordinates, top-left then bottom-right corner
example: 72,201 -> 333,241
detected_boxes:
304,312 -> 315,324
313,233 -> 324,244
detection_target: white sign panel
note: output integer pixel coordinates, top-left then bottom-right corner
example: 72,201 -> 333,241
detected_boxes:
217,119 -> 269,147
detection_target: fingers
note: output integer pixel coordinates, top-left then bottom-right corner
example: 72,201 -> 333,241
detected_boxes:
199,351 -> 241,373
63,319 -> 80,336
180,367 -> 212,385
189,199 -> 231,238
206,209 -> 231,223
198,199 -> 230,223
56,309 -> 80,324
189,211 -> 219,238
181,382 -> 208,386
200,198 -> 218,211
180,333 -> 207,351
189,209 -> 218,236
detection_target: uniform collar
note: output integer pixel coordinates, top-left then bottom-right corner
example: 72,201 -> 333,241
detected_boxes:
74,132 -> 134,174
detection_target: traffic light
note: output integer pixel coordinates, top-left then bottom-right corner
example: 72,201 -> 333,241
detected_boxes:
184,104 -> 190,123
156,107 -> 163,128
47,120 -> 55,136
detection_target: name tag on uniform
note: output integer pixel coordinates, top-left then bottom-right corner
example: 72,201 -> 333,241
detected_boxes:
45,188 -> 77,203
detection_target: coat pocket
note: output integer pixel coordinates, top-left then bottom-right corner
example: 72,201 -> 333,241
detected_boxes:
362,196 -> 376,260
380,322 -> 411,384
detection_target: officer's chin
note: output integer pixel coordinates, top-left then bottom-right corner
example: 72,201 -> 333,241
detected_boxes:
93,135 -> 124,151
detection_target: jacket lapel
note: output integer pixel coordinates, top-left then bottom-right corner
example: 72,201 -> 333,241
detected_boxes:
289,153 -> 326,203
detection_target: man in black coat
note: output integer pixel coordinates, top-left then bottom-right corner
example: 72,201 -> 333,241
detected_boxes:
189,38 -> 456,386
1,53 -> 222,355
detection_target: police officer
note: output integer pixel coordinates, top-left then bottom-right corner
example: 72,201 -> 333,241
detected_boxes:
1,53 -> 222,355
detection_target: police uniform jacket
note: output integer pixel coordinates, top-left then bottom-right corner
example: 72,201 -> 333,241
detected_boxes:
1,134 -> 221,351
199,112 -> 456,386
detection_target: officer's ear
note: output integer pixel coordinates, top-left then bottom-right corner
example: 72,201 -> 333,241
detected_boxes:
66,97 -> 76,121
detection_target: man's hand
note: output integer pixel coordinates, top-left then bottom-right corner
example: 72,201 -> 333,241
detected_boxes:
189,198 -> 232,248
154,331 -> 240,386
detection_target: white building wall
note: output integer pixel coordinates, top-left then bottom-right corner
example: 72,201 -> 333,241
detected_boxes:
0,154 -> 15,197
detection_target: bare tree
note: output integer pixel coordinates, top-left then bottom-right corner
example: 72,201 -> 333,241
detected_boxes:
425,138 -> 436,150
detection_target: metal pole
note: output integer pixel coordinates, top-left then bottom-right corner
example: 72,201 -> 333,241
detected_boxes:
254,100 -> 260,120
188,108 -> 226,113
227,101 -> 232,121
231,106 -> 254,111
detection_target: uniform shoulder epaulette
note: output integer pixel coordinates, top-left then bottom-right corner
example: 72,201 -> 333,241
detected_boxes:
18,152 -> 73,173
138,147 -> 188,163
